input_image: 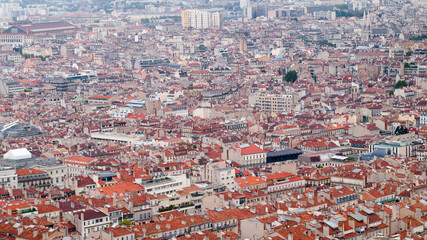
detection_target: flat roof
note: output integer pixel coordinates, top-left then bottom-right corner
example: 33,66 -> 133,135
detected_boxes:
267,148 -> 303,157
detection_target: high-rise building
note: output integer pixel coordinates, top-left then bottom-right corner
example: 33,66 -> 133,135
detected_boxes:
181,10 -> 190,28
240,0 -> 250,9
181,9 -> 223,29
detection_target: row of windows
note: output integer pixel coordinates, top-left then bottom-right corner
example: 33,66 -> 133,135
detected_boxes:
84,217 -> 108,226
337,194 -> 357,203
269,181 -> 304,192
0,177 -> 15,182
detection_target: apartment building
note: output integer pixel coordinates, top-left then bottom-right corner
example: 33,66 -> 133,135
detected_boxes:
254,92 -> 294,113
181,9 -> 223,29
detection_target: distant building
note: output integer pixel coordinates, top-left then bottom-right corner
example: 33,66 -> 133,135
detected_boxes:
240,0 -> 250,9
0,120 -> 44,139
0,79 -> 24,95
2,22 -> 77,35
181,9 -> 223,29
421,112 -> 427,126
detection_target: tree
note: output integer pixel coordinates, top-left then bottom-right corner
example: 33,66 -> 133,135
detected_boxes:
395,126 -> 408,135
409,34 -> 427,41
394,80 -> 407,89
406,51 -> 413,57
119,219 -> 132,226
284,70 -> 298,83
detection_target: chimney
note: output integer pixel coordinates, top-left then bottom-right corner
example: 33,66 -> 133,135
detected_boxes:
155,224 -> 161,230
129,199 -> 133,210
33,230 -> 38,238
288,232 -> 293,240
349,219 -> 355,229
18,227 -> 23,235
323,224 -> 329,236
250,207 -> 256,214
42,232 -> 48,240
181,220 -> 186,225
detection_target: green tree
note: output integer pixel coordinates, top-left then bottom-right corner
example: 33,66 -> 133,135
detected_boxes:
395,126 -> 408,135
285,70 -> 298,83
409,34 -> 427,41
406,51 -> 413,57
119,219 -> 132,226
394,80 -> 407,89
389,90 -> 394,96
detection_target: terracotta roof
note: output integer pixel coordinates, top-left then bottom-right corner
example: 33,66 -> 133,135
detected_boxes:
240,144 -> 265,155
16,168 -> 45,176
33,204 -> 61,214
97,182 -> 143,196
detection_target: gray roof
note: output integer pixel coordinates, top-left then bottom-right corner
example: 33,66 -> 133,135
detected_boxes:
267,148 -> 303,157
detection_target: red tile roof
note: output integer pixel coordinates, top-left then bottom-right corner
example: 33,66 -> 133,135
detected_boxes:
240,144 -> 265,155
97,182 -> 143,196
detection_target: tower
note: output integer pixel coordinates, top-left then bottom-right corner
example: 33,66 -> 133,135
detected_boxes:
361,10 -> 372,42
239,38 -> 247,53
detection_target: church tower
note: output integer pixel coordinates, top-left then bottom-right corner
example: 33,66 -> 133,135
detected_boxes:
361,10 -> 372,42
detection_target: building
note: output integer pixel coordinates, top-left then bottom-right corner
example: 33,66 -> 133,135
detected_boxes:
222,144 -> 267,168
3,22 -> 77,35
1,148 -> 36,169
34,162 -> 67,188
254,92 -> 295,113
266,148 -> 303,164
44,77 -> 78,92
16,168 -> 51,190
421,112 -> 427,126
181,9 -> 223,29
143,174 -> 190,195
100,228 -> 135,240
88,95 -> 114,106
64,156 -> 97,177
204,161 -> 236,190
0,121 -> 44,139
0,79 -> 24,95
240,0 -> 250,8
0,167 -> 18,189
0,33 -> 33,47
68,209 -> 110,239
